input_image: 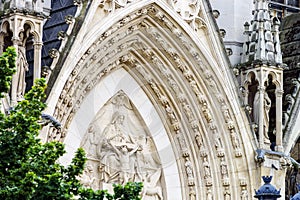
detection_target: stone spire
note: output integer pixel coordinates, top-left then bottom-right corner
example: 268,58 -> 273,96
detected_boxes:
0,0 -> 46,106
241,0 -> 282,65
239,0 -> 284,151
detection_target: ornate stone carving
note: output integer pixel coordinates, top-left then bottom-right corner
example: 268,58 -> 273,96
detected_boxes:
80,91 -> 164,198
78,165 -> 96,188
206,188 -> 213,200
221,104 -> 231,123
47,6 -> 241,194
184,157 -> 195,186
0,0 -> 44,13
285,94 -> 295,114
224,190 -> 231,200
14,46 -> 29,102
195,133 -> 203,149
57,31 -> 67,40
10,32 -> 29,105
99,0 -> 135,13
202,103 -> 213,123
203,157 -> 211,179
141,170 -> 163,200
189,187 -> 196,200
241,189 -> 249,200
182,102 -> 195,122
230,129 -> 242,157
165,104 -> 179,130
220,157 -> 228,179
253,88 -> 271,144
177,132 -> 189,156
49,48 -> 59,58
169,0 -> 206,31
65,15 -> 74,24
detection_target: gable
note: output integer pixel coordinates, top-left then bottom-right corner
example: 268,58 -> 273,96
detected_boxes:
44,1 -> 255,199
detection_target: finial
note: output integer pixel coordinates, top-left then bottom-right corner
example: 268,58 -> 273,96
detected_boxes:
241,0 -> 282,65
262,176 -> 272,184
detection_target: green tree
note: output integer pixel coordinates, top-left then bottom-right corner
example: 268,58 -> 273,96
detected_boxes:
0,46 -> 16,98
0,47 -> 142,199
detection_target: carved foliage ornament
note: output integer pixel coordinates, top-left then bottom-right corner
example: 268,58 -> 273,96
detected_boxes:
170,0 -> 201,21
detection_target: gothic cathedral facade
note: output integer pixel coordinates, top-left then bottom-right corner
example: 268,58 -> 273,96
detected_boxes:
1,0 -> 300,199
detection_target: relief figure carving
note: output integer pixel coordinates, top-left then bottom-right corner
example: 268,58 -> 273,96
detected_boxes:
185,157 -> 195,186
220,157 -> 228,179
241,189 -> 248,200
80,92 -> 164,198
203,157 -> 211,179
79,165 -> 96,188
97,112 -> 136,183
109,141 -> 139,183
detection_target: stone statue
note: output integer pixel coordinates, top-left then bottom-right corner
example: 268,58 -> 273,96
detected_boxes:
141,170 -> 163,200
15,45 -> 29,102
203,157 -> 211,179
253,90 -> 271,142
81,125 -> 99,158
189,188 -> 196,200
183,103 -> 194,122
109,141 -> 139,183
97,112 -> 136,183
241,189 -> 248,200
206,188 -> 213,200
195,134 -> 203,148
25,0 -> 43,12
224,192 -> 231,200
185,157 -> 195,186
79,165 -> 96,188
100,112 -> 133,144
220,157 -> 228,179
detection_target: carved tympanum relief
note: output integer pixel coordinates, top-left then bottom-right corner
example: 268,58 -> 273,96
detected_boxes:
80,91 -> 164,199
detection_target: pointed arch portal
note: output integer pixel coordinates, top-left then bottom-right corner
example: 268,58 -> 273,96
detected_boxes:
45,1 -> 256,199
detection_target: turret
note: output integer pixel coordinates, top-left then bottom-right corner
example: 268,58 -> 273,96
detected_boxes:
0,0 -> 47,106
240,0 -> 283,152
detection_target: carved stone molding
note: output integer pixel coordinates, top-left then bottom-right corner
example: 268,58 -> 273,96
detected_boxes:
169,0 -> 206,31
47,4 -> 249,197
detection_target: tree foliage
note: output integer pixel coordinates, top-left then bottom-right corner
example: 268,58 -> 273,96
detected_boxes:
0,46 -> 16,98
0,47 -> 142,199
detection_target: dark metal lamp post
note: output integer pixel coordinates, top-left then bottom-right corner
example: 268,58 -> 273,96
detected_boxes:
291,185 -> 300,200
291,192 -> 300,200
254,176 -> 281,200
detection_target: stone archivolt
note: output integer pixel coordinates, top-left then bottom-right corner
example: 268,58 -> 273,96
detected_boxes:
47,3 -> 252,199
97,0 -> 207,32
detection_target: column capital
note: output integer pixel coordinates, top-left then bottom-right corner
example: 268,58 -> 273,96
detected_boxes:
33,42 -> 43,47
275,89 -> 284,96
11,37 -> 20,45
257,86 -> 266,92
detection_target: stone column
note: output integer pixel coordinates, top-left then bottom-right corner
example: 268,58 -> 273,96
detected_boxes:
275,89 -> 283,152
33,42 -> 42,80
0,36 -> 4,54
244,87 -> 249,106
258,86 -> 265,149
